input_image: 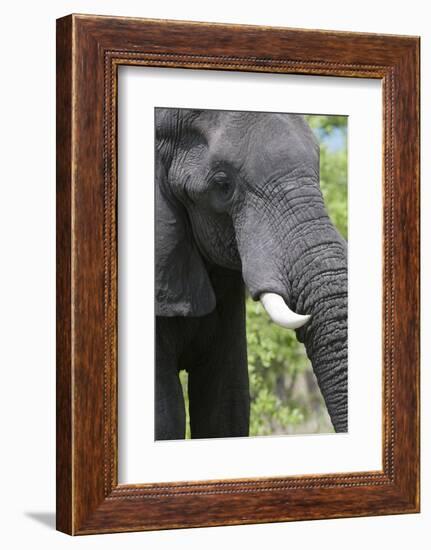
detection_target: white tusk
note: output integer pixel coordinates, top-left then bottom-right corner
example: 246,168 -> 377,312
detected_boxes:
260,293 -> 311,330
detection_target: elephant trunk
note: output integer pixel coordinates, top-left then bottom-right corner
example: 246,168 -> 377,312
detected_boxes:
236,180 -> 348,432
292,231 -> 348,432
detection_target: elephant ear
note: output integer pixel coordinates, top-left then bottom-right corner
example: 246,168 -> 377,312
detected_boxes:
155,158 -> 216,317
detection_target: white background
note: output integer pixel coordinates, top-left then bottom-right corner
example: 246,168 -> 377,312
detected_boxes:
118,68 -> 382,483
0,1 -> 428,548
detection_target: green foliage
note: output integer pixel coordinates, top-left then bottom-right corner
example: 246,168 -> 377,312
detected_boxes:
320,147 -> 347,239
305,114 -> 347,138
306,114 -> 348,239
247,300 -> 308,435
246,294 -> 333,436
179,370 -> 191,439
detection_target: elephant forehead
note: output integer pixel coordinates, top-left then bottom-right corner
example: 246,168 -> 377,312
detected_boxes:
203,112 -> 318,171
247,115 -> 318,163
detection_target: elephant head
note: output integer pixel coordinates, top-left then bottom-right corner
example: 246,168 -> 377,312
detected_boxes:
155,107 -> 348,432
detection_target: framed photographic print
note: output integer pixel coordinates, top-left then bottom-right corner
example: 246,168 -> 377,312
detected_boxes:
56,14 -> 420,534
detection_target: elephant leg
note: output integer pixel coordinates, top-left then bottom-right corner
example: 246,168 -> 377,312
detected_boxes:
155,365 -> 185,440
155,317 -> 186,440
187,268 -> 250,439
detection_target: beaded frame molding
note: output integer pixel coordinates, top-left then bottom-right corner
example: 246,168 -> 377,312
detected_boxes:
56,14 -> 420,535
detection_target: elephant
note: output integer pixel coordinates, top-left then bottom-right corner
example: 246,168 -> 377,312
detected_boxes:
155,107 -> 347,440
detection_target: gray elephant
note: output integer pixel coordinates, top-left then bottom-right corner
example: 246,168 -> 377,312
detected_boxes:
155,107 -> 347,440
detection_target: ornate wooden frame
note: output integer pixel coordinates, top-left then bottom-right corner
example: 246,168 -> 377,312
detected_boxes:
56,14 -> 420,535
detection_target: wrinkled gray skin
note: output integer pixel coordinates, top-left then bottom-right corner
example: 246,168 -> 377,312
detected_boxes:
155,108 -> 347,440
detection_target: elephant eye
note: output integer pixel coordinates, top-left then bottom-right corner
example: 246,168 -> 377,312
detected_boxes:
209,170 -> 235,212
212,172 -> 232,196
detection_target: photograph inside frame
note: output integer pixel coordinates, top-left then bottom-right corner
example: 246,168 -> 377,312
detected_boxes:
154,107 -> 348,441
